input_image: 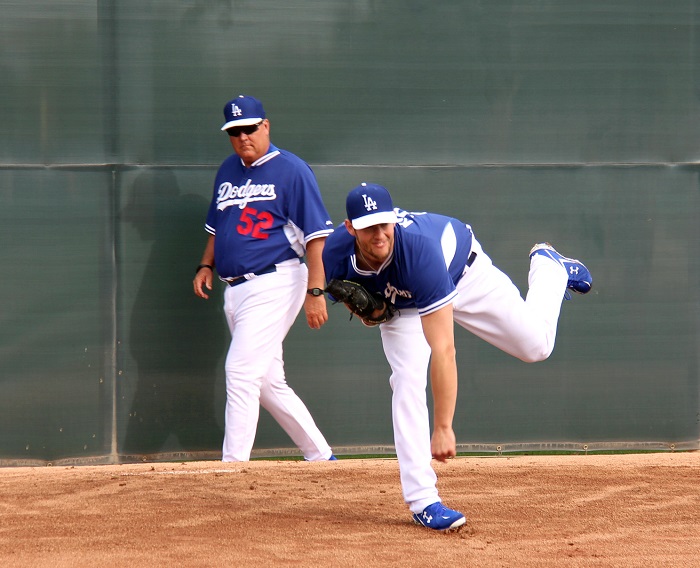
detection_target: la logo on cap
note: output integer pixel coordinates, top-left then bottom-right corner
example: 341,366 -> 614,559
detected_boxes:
362,194 -> 378,212
346,182 -> 398,229
231,103 -> 242,117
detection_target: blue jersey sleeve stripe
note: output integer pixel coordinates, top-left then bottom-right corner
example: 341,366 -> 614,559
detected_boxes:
205,224 -> 216,235
305,228 -> 334,243
417,291 -> 458,316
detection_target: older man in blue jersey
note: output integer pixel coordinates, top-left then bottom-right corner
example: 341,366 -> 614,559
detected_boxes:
193,95 -> 336,462
323,182 -> 592,531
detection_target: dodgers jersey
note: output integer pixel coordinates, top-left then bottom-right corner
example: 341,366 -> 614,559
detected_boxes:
323,209 -> 474,316
205,144 -> 334,279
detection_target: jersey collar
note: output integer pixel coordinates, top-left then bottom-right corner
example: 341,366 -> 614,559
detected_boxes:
351,249 -> 394,276
240,144 -> 281,168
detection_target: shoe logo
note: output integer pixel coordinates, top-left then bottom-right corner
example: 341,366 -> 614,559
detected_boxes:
569,266 -> 579,275
422,512 -> 433,524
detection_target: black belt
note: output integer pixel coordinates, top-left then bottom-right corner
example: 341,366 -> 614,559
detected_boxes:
224,264 -> 277,287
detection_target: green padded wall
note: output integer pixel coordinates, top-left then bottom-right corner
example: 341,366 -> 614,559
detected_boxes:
0,1 -> 698,464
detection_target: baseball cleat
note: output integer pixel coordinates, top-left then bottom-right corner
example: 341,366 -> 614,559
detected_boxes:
412,502 -> 466,531
529,242 -> 592,295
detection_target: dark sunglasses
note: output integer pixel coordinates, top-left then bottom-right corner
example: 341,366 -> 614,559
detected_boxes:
226,120 -> 263,138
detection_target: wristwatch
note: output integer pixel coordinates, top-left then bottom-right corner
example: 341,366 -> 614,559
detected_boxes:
306,287 -> 324,297
195,263 -> 214,275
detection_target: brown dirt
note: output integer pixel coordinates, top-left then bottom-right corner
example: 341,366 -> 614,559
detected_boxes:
0,453 -> 698,568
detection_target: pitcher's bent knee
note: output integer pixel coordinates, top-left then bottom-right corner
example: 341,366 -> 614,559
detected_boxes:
518,344 -> 554,363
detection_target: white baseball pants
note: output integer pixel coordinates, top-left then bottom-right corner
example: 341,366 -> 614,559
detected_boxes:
221,259 -> 333,462
379,236 -> 569,513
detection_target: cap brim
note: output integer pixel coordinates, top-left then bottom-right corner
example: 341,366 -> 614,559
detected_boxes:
221,118 -> 264,130
351,210 -> 398,230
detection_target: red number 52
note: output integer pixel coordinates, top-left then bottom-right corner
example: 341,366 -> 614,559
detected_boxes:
237,206 -> 273,239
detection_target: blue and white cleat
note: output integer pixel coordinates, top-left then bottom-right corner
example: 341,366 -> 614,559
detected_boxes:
412,502 -> 466,531
529,243 -> 592,295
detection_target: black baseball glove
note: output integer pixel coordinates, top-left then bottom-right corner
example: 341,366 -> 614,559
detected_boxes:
325,279 -> 396,327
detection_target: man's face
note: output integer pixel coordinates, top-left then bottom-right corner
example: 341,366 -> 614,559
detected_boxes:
345,220 -> 396,268
228,119 -> 270,166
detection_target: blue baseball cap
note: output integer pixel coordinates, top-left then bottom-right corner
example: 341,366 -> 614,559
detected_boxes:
221,95 -> 266,130
346,183 -> 398,229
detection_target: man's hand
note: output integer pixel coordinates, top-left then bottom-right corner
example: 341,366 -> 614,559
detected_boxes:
193,267 -> 213,299
304,294 -> 328,329
304,237 -> 328,329
194,236 -> 216,300
431,425 -> 457,463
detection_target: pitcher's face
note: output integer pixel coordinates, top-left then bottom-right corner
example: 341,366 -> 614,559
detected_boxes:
345,220 -> 395,270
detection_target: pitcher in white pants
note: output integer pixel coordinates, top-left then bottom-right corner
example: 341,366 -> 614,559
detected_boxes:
323,183 -> 592,530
